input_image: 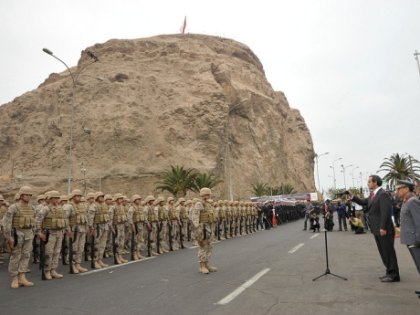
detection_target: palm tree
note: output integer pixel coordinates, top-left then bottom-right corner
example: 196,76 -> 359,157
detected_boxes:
378,153 -> 420,188
155,165 -> 197,197
271,184 -> 296,195
251,181 -> 269,197
191,172 -> 223,192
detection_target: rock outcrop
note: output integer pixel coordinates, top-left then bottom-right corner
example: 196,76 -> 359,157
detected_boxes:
0,34 -> 315,198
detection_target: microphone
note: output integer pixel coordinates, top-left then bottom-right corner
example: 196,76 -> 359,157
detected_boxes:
86,50 -> 99,62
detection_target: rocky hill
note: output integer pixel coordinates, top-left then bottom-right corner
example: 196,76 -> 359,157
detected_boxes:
0,34 -> 315,199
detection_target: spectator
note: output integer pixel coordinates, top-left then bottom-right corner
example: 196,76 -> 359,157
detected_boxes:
336,201 -> 348,231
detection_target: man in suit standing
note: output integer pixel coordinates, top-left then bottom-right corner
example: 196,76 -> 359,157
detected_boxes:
350,175 -> 400,282
396,179 -> 420,297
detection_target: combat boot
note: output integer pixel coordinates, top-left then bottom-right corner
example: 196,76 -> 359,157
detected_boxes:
94,261 -> 103,269
199,262 -> 209,274
51,270 -> 64,279
98,260 -> 108,267
71,264 -> 79,274
205,262 -> 217,272
137,251 -> 145,259
119,255 -> 128,263
76,264 -> 88,273
115,255 -> 122,264
11,276 -> 19,289
18,273 -> 34,287
44,271 -> 52,280
152,251 -> 159,256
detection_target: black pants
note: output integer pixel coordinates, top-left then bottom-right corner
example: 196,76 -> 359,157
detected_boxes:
374,234 -> 399,278
408,246 -> 420,274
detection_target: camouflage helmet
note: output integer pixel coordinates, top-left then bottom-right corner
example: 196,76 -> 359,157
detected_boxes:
185,199 -> 193,206
123,195 -> 129,202
46,190 -> 60,199
94,191 -> 105,200
199,187 -> 211,197
156,196 -> 165,204
70,189 -> 83,199
60,195 -> 68,202
0,194 -> 4,201
86,192 -> 95,200
177,198 -> 186,203
167,197 -> 175,203
36,194 -> 46,202
104,194 -> 113,201
131,194 -> 142,202
218,200 -> 224,205
144,195 -> 155,204
113,193 -> 124,201
17,186 -> 34,199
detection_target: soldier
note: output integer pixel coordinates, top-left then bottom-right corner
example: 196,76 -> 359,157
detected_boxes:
64,189 -> 88,273
88,192 -> 111,269
185,199 -> 193,242
225,200 -> 232,238
36,190 -> 67,280
3,186 -> 35,288
155,197 -> 169,253
176,198 -> 188,248
109,193 -> 128,264
0,195 -> 7,265
122,196 -> 131,255
217,200 -> 226,240
127,194 -> 146,260
144,195 -> 158,256
166,197 -> 178,251
190,187 -> 217,274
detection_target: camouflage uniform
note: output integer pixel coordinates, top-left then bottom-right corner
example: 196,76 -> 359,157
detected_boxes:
156,197 -> 169,253
64,189 -> 88,273
176,198 -> 188,248
166,197 -> 178,250
144,196 -> 158,256
127,195 -> 146,260
36,190 -> 66,280
0,195 -> 7,260
109,194 -> 128,264
3,186 -> 36,288
190,188 -> 217,274
88,192 -> 111,268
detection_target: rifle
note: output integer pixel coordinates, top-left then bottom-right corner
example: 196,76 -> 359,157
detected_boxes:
224,219 -> 228,239
61,234 -> 68,265
156,222 -> 162,254
112,226 -> 118,264
230,219 -> 233,238
90,228 -> 96,269
179,220 -> 184,249
69,229 -> 77,274
235,218 -> 238,236
217,219 -> 221,240
40,230 -> 50,280
187,221 -> 191,241
168,221 -> 173,251
147,223 -> 151,257
130,224 -> 137,261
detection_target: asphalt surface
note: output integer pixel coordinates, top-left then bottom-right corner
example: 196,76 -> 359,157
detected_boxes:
1,219 -> 419,315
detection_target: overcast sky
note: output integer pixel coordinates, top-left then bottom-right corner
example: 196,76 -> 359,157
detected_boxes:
1,0 -> 419,194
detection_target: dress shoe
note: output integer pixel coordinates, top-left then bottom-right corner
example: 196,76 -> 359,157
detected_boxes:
380,276 -> 400,283
415,290 -> 420,295
378,275 -> 388,280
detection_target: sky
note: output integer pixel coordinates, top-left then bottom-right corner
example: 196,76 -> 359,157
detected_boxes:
1,0 -> 419,195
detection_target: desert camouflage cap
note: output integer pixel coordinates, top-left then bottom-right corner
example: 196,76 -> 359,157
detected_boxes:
70,189 -> 83,199
167,197 -> 175,202
94,191 -> 105,200
114,193 -> 124,201
177,198 -> 186,203
200,187 -> 211,196
144,195 -> 155,203
86,192 -> 95,199
104,194 -> 113,201
17,186 -> 34,199
46,190 -> 60,199
131,194 -> 142,202
60,195 -> 68,202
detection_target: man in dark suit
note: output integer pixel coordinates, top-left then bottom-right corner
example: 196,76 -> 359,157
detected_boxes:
350,175 -> 400,282
396,179 -> 420,297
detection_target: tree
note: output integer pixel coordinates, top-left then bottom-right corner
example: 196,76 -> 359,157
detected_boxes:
155,165 -> 197,197
378,153 -> 420,189
192,172 -> 223,192
251,181 -> 269,197
270,184 -> 296,195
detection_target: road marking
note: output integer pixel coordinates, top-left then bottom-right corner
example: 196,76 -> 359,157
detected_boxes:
288,243 -> 304,254
310,233 -> 320,239
188,245 -> 198,249
78,256 -> 156,276
215,268 -> 270,305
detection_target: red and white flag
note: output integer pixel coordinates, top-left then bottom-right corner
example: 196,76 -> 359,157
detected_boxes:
180,16 -> 187,34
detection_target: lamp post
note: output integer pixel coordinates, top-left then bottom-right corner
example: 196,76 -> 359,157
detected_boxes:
43,48 -> 76,195
350,166 -> 359,188
314,152 -> 329,192
330,157 -> 342,189
341,164 -> 353,189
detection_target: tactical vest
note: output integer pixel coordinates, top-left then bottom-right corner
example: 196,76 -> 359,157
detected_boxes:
199,202 -> 216,224
146,205 -> 158,222
69,203 -> 88,226
133,206 -> 145,223
43,205 -> 66,229
0,206 -> 7,221
158,206 -> 168,221
179,206 -> 188,220
219,206 -> 226,219
12,203 -> 35,229
167,206 -> 177,220
113,205 -> 127,224
93,203 -> 110,224
225,207 -> 231,219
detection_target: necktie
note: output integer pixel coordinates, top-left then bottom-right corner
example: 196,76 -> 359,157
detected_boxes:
369,191 -> 374,201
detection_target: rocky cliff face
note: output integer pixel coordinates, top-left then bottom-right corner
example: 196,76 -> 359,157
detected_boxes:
0,34 -> 315,198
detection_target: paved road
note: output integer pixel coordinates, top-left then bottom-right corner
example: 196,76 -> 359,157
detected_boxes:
1,219 -> 419,315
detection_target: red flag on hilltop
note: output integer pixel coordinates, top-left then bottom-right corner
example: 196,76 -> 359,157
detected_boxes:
180,16 -> 187,34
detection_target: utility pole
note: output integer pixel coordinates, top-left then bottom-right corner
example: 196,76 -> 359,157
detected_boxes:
314,152 -> 329,193
81,163 -> 87,196
330,157 -> 342,189
415,50 -> 420,84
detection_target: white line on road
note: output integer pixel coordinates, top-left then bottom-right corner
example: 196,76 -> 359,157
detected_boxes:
310,233 -> 320,240
288,243 -> 304,254
215,268 -> 270,305
188,245 -> 198,249
78,256 -> 156,276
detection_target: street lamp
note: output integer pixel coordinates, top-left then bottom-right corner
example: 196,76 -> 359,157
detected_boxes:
43,48 -> 76,195
350,166 -> 359,188
43,48 -> 98,194
341,164 -> 353,189
330,157 -> 342,189
314,152 -> 329,192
